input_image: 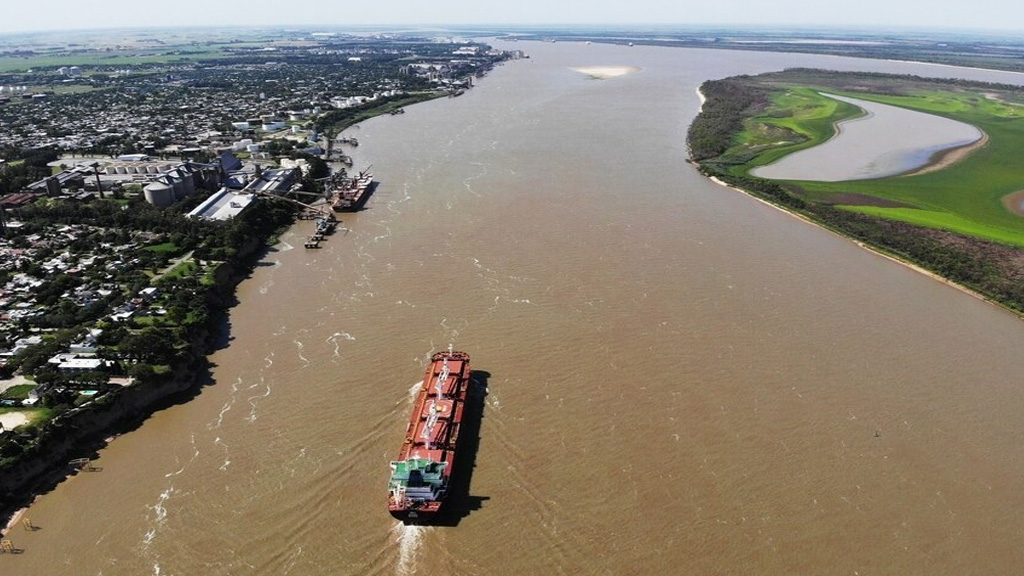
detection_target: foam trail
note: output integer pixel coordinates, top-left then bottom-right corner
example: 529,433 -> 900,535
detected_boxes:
327,332 -> 357,359
392,522 -> 428,576
294,339 -> 309,365
408,380 -> 424,401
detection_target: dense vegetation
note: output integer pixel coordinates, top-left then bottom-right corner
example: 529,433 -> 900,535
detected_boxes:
688,69 -> 1024,314
0,147 -> 59,194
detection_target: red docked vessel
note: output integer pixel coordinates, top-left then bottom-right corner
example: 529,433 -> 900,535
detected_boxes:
331,168 -> 373,212
388,347 -> 471,521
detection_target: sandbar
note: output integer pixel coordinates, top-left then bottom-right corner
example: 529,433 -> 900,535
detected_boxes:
571,66 -> 641,79
1002,189 -> 1024,218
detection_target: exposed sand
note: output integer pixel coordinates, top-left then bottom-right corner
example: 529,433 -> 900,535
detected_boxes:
1002,189 -> 1024,217
570,66 -> 641,79
900,131 -> 989,177
0,412 -> 28,429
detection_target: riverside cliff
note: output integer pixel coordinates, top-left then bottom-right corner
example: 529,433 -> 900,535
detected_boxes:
1,220 -> 274,527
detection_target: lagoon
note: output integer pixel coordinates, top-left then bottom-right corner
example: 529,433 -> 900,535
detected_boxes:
752,93 -> 983,181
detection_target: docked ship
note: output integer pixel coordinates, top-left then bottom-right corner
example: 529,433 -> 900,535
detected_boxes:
388,347 -> 471,521
330,168 -> 374,212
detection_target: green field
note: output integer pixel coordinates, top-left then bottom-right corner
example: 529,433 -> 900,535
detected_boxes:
728,86 -> 1024,247
0,384 -> 36,400
729,86 -> 864,167
0,48 -> 228,73
143,242 -> 182,254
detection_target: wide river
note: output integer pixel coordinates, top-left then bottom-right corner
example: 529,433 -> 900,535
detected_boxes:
6,41 -> 1024,575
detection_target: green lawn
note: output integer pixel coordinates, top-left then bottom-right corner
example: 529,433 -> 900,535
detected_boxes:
734,87 -> 1024,247
143,242 -> 181,254
728,87 -> 864,169
1,384 -> 37,400
161,260 -> 198,280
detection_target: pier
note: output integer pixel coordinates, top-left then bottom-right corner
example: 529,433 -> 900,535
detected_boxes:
305,216 -> 338,249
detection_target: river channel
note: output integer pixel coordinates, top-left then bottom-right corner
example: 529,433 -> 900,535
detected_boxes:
5,41 -> 1024,575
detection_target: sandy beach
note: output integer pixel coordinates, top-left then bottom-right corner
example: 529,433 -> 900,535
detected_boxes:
570,65 -> 641,79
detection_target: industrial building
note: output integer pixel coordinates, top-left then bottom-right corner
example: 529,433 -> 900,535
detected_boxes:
142,165 -> 202,208
186,188 -> 258,220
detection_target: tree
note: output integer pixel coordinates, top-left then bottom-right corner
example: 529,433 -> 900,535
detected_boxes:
119,327 -> 176,364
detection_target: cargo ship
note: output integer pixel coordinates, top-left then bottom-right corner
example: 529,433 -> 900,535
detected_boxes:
331,168 -> 373,212
388,347 -> 471,521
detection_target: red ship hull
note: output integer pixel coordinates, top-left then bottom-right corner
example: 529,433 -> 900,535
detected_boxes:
331,170 -> 374,212
388,350 -> 471,521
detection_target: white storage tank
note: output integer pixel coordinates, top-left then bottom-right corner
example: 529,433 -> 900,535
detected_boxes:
143,181 -> 175,207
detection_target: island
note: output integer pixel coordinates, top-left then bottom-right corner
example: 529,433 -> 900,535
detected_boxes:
688,69 -> 1024,315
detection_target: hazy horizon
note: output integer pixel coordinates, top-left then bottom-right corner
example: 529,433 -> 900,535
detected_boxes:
2,0 -> 1024,36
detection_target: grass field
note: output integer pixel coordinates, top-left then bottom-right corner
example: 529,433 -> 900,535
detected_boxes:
0,384 -> 36,400
0,48 -> 228,73
143,242 -> 181,254
727,86 -> 864,168
730,86 -> 1024,247
161,260 -> 198,281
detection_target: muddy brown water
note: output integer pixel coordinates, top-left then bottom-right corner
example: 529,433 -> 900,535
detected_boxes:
5,41 -> 1024,575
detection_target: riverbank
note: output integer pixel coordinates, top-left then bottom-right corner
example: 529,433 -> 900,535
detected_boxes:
900,131 -> 989,177
0,61 -> 501,530
0,228 -> 271,532
706,175 -> 1003,312
689,69 -> 1024,316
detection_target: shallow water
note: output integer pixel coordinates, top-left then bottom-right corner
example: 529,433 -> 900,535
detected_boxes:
5,42 -> 1024,575
753,93 -> 983,181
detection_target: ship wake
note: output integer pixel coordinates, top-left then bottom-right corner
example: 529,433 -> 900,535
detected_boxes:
391,521 -> 428,576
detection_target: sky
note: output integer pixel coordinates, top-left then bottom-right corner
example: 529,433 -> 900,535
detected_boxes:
2,0 -> 1024,35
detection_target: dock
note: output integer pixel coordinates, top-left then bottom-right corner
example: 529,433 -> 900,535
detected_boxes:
305,216 -> 338,249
